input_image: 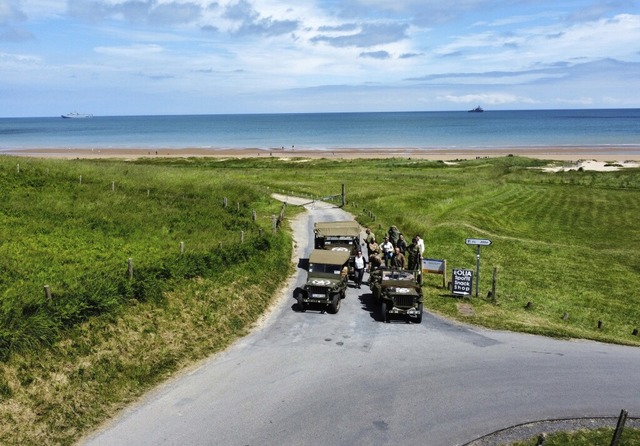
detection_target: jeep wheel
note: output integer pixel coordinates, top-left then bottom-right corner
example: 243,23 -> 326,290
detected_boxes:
340,288 -> 346,299
415,303 -> 423,323
329,293 -> 341,314
380,302 -> 388,323
297,298 -> 306,312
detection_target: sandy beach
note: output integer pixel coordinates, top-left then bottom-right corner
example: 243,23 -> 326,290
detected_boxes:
5,146 -> 640,163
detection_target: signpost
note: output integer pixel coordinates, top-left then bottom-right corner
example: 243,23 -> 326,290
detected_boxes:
452,269 -> 473,296
465,238 -> 492,297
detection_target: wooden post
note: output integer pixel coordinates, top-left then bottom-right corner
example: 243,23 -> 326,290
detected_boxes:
237,202 -> 240,212
112,181 -> 115,191
491,266 -> 497,301
252,209 -> 257,221
272,215 -> 277,233
17,164 -> 20,173
128,258 -> 134,279
180,241 -> 185,255
598,320 -> 603,329
259,228 -> 263,237
44,285 -> 52,300
240,231 -> 244,243
79,175 -> 82,184
147,189 -> 150,197
610,409 -> 628,446
562,312 -> 569,320
341,183 -> 346,207
223,197 -> 227,207
443,260 -> 448,288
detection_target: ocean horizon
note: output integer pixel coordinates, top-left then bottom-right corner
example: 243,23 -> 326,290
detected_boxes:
1,109 -> 640,154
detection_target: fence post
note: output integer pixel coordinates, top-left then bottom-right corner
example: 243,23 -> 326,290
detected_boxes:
223,197 -> 227,208
180,241 -> 185,255
272,215 -> 277,233
44,285 -> 52,300
128,258 -> 134,279
341,183 -> 346,207
252,209 -> 257,222
79,175 -> 82,184
240,231 -> 244,243
491,267 -> 497,301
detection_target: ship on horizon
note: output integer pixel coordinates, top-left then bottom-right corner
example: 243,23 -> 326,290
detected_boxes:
468,106 -> 484,113
61,112 -> 93,119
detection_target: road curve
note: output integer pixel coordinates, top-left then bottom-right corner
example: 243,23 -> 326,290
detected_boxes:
81,196 -> 640,446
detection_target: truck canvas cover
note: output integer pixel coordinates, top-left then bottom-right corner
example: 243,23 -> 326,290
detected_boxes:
308,249 -> 350,266
313,221 -> 361,238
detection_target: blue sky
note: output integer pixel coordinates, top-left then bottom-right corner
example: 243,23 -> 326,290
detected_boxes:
2,0 -> 640,117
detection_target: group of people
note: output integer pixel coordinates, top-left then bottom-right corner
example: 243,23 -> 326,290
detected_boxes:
361,226 -> 425,272
350,226 -> 426,289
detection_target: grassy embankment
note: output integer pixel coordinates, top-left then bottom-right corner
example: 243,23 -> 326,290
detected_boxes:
1,155 -> 639,445
0,156 -> 296,445
511,427 -> 640,445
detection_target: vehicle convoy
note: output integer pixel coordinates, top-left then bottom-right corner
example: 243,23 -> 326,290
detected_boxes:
313,220 -> 362,277
368,268 -> 424,323
296,249 -> 350,314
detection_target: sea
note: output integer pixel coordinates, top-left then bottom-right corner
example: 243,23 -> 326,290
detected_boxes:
1,109 -> 639,154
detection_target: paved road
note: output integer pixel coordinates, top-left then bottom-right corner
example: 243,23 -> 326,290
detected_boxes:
82,197 -> 640,446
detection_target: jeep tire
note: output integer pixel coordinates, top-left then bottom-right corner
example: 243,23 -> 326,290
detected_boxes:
329,293 -> 341,314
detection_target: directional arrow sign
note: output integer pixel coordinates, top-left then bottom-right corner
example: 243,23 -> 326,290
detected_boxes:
465,238 -> 492,246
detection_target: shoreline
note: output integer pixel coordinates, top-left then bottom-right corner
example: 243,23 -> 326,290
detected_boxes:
3,146 -> 640,162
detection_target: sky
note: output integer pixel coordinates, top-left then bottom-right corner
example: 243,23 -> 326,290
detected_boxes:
1,0 -> 640,117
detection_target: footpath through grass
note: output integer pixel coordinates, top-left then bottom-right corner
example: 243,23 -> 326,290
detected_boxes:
1,155 -> 639,445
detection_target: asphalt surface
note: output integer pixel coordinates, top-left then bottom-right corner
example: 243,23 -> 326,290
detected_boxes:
81,195 -> 640,446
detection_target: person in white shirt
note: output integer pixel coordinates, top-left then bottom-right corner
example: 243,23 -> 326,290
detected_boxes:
415,234 -> 425,257
381,236 -> 394,267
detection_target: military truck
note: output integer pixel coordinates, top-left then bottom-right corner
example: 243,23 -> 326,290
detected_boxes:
313,220 -> 362,276
296,249 -> 350,314
368,268 -> 423,323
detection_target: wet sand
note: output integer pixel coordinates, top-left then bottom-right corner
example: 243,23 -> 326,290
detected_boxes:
4,146 -> 640,162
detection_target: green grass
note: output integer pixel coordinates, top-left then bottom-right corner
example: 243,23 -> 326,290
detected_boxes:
1,154 -> 640,445
508,427 -> 640,445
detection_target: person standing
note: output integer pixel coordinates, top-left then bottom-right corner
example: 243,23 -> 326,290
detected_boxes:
392,247 -> 405,270
354,250 -> 367,289
364,228 -> 376,260
381,236 -> 394,267
407,237 -> 420,270
415,234 -> 425,257
367,238 -> 380,262
396,234 -> 407,254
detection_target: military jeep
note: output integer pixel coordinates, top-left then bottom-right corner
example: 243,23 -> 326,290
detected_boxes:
296,249 -> 350,314
313,220 -> 362,277
368,268 -> 423,323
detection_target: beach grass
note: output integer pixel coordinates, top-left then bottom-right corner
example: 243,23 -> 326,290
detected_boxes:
1,154 -> 640,445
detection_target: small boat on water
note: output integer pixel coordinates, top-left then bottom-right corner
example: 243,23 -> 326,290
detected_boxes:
468,106 -> 484,113
61,112 -> 93,119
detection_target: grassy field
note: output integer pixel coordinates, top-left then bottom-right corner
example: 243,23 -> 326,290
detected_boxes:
1,154 -> 639,445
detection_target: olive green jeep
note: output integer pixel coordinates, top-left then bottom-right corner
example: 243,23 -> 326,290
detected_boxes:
313,220 -> 362,277
296,249 -> 350,314
368,268 -> 423,323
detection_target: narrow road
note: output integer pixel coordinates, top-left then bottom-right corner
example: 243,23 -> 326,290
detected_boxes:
81,196 -> 640,446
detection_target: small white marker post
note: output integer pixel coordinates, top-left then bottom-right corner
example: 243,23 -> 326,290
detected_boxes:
465,238 -> 492,297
